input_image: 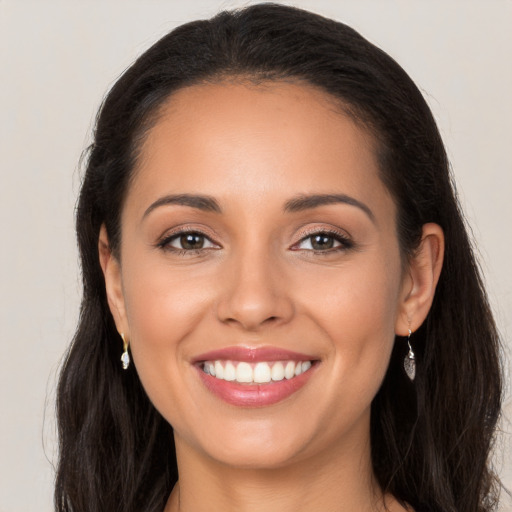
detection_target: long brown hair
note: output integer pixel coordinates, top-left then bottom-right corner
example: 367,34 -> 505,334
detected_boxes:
55,4 -> 503,511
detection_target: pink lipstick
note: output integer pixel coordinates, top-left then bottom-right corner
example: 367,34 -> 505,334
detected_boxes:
193,346 -> 318,407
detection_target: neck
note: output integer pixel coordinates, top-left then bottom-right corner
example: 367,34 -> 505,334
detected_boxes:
164,429 -> 405,512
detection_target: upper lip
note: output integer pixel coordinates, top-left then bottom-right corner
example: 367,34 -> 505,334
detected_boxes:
192,346 -> 317,363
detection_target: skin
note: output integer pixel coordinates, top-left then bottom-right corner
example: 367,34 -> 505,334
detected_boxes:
99,82 -> 444,511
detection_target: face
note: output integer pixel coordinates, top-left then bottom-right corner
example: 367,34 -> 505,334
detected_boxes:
105,81 -> 413,470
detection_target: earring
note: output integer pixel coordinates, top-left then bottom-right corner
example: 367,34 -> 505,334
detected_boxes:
403,329 -> 416,381
120,333 -> 130,370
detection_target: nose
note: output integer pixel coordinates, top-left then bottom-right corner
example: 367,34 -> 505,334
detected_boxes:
215,247 -> 295,331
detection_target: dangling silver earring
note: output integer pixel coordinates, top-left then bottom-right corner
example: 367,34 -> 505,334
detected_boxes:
404,329 -> 416,381
120,333 -> 130,370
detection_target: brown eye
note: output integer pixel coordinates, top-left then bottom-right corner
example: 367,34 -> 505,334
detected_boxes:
310,234 -> 335,250
180,233 -> 206,250
160,231 -> 218,252
293,231 -> 353,253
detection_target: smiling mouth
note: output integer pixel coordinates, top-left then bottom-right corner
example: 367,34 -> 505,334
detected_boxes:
193,347 -> 319,406
201,359 -> 313,384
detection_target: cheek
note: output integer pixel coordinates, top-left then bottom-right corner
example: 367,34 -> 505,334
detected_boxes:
120,256 -> 212,400
303,254 -> 401,325
289,261 -> 403,447
297,254 -> 403,389
120,267 -> 224,444
124,269 -> 203,345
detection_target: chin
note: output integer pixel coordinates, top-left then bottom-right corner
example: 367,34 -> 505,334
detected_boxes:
175,409 -> 328,471
202,436 -> 310,470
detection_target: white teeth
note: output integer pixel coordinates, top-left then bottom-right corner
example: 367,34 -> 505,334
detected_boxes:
224,362 -> 236,381
284,361 -> 295,379
271,362 -> 285,381
203,359 -> 313,384
214,361 -> 224,379
236,362 -> 253,383
254,362 -> 271,383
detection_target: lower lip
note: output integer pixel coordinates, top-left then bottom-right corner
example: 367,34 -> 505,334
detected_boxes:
196,365 -> 316,407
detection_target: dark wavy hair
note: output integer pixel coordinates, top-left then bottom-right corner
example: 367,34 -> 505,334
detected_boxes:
55,4 -> 503,512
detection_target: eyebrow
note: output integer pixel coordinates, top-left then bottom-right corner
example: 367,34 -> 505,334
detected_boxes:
284,194 -> 375,222
143,194 -> 222,219
142,192 -> 374,222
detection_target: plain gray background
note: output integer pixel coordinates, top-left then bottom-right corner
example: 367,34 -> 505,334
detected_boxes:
1,1 -> 511,510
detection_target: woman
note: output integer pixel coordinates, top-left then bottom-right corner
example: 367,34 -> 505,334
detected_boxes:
55,4 -> 503,511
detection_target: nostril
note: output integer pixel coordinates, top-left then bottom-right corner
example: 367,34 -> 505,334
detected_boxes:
215,284 -> 295,330
224,315 -> 277,324
221,314 -> 282,331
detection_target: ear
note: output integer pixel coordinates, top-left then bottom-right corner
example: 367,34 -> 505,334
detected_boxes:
98,224 -> 129,336
395,223 -> 445,335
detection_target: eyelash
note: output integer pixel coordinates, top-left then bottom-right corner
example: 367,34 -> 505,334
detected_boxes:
291,229 -> 354,254
157,228 -> 354,255
157,228 -> 219,255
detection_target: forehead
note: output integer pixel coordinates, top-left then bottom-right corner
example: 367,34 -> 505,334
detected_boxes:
127,81 -> 393,220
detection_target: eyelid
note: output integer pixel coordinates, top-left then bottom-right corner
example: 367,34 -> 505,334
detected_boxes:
290,226 -> 353,251
155,224 -> 353,253
156,225 -> 222,250
168,233 -> 217,250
